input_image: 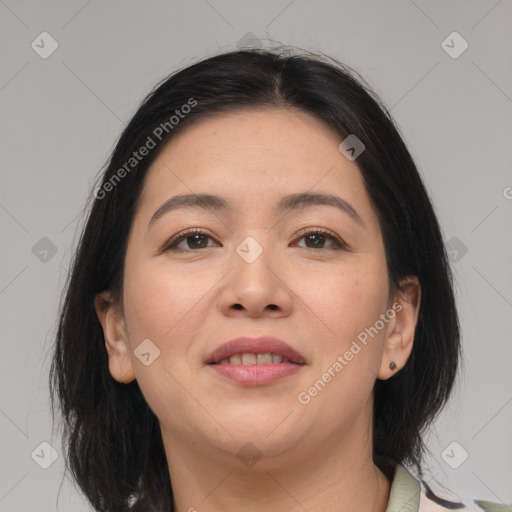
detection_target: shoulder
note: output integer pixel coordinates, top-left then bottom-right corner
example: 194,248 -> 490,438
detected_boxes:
389,465 -> 512,512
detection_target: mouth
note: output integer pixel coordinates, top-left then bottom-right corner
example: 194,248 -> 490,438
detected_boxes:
206,336 -> 306,387
206,336 -> 306,366
213,353 -> 298,365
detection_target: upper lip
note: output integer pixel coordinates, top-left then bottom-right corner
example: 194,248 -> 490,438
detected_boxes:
206,336 -> 306,364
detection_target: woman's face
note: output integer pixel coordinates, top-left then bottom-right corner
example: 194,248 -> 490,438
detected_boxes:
98,108 -> 417,468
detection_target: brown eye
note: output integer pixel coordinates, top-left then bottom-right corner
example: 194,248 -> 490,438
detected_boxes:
182,234 -> 210,249
164,229 -> 220,252
303,233 -> 328,248
293,229 -> 347,250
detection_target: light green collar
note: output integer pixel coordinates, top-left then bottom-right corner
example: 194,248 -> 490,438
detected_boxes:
385,464 -> 512,512
385,464 -> 421,512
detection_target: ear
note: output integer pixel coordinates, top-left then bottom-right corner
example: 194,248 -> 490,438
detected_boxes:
378,276 -> 421,380
94,290 -> 136,384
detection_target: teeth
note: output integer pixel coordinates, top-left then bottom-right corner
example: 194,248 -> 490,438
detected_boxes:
241,353 -> 257,365
256,353 -> 272,364
219,353 -> 287,365
229,354 -> 242,365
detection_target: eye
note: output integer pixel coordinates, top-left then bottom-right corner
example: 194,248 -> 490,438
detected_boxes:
163,229 -> 220,252
163,228 -> 347,253
292,229 -> 347,250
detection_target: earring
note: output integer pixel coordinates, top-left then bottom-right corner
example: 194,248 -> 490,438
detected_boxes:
389,361 -> 397,371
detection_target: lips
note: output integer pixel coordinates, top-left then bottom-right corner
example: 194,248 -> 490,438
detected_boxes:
206,336 -> 306,365
206,336 -> 306,386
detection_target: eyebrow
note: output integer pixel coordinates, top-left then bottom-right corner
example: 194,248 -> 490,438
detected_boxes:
147,192 -> 366,229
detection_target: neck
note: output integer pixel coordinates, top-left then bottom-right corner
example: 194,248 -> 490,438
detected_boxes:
162,417 -> 392,512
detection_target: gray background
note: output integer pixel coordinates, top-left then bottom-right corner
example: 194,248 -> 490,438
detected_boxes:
1,1 -> 511,510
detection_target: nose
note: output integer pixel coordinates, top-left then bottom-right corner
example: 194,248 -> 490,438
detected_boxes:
219,238 -> 293,319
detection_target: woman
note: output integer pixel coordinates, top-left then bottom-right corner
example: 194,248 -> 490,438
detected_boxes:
49,47 -> 503,511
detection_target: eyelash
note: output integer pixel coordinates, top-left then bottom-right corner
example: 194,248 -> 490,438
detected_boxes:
163,227 -> 348,252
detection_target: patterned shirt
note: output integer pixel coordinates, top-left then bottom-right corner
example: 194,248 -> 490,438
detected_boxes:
387,465 -> 511,511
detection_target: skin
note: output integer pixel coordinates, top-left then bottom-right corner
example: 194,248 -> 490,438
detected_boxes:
95,108 -> 421,512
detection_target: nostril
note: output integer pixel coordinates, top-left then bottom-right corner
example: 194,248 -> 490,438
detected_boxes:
267,304 -> 279,311
233,304 -> 244,310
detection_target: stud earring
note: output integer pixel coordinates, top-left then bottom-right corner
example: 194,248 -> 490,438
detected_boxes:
389,361 -> 397,371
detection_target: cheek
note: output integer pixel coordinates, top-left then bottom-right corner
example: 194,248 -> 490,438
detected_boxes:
123,259 -> 211,341
121,260 -> 210,425
293,255 -> 390,413
297,257 -> 389,342
296,264 -> 389,425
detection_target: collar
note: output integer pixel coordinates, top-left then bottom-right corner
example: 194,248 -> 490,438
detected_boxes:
385,464 -> 421,512
384,464 -> 510,512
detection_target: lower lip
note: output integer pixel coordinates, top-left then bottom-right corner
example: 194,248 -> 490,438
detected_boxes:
208,363 -> 303,386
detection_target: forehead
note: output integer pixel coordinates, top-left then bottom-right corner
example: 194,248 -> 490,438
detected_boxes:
139,108 -> 368,207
